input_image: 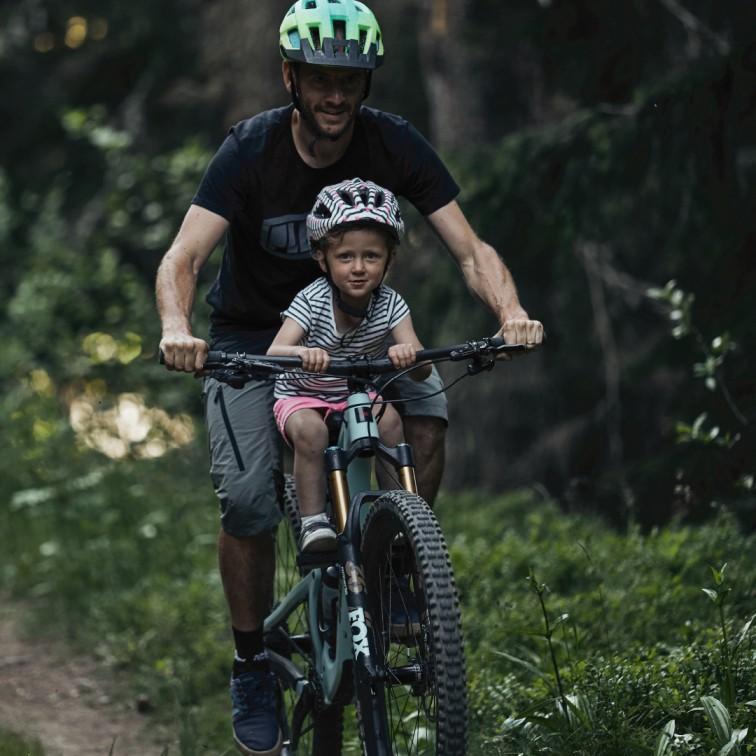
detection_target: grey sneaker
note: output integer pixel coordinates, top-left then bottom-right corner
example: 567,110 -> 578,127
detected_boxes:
298,520 -> 337,553
230,658 -> 283,756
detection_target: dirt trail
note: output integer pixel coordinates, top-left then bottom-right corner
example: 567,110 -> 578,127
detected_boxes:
0,602 -> 174,755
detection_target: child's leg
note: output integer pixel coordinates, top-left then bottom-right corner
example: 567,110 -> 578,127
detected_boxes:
284,408 -> 328,517
376,403 -> 405,490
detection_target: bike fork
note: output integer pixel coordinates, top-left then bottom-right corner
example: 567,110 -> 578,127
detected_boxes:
340,539 -> 392,756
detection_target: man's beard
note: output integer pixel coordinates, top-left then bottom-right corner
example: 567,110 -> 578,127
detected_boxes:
299,100 -> 358,143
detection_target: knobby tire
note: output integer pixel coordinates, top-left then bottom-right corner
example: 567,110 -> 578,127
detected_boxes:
360,490 -> 468,755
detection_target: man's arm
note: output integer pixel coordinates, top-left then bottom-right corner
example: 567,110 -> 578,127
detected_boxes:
156,205 -> 229,372
426,200 -> 544,346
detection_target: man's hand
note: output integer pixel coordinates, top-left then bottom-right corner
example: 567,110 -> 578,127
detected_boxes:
499,318 -> 544,346
496,313 -> 545,358
159,333 -> 209,373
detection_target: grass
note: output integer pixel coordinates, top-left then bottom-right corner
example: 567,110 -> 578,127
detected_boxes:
0,728 -> 45,756
1,440 -> 754,754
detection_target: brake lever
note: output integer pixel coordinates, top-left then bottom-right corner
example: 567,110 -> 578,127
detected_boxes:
466,354 -> 496,376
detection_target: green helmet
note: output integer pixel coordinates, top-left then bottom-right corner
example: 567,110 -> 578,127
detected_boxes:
279,0 -> 384,70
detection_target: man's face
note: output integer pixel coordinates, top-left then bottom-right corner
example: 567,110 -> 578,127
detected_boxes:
285,63 -> 368,141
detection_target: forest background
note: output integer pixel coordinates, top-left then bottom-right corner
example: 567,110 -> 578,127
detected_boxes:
0,0 -> 754,754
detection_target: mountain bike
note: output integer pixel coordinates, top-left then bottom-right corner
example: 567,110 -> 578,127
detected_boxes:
200,336 -> 528,756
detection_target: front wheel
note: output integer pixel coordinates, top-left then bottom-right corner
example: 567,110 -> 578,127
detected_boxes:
360,490 -> 468,755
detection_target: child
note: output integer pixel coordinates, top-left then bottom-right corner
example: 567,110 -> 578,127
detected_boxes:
267,178 -> 431,552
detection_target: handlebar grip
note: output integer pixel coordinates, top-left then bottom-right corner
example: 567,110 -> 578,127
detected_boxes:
489,335 -> 507,348
159,348 -> 225,367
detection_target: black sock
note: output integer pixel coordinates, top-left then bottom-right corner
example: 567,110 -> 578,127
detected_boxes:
232,626 -> 265,670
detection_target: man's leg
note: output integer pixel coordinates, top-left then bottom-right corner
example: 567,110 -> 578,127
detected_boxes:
402,416 -> 446,505
204,376 -> 283,755
218,530 -> 275,632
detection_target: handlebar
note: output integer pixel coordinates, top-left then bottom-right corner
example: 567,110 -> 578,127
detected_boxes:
168,336 -> 529,379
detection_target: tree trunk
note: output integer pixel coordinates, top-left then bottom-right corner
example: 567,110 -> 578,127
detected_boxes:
416,0 -> 486,150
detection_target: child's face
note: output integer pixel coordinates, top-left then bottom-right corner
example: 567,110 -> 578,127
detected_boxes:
316,228 -> 391,304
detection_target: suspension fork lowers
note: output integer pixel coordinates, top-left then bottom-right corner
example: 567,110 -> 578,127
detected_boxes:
340,539 -> 391,755
394,442 -> 418,494
325,447 -> 351,533
326,448 -> 391,754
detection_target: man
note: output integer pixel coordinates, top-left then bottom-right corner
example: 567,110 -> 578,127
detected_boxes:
156,1 -> 543,753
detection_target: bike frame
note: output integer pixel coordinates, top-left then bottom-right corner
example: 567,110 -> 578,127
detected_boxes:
265,387 -> 413,754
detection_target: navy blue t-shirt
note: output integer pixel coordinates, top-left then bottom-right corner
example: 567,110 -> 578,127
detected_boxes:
192,104 -> 459,350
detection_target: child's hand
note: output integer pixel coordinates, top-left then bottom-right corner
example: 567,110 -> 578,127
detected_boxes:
300,347 -> 330,372
388,343 -> 417,369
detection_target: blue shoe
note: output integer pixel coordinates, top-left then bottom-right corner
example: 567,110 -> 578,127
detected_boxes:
389,575 -> 421,640
230,659 -> 283,756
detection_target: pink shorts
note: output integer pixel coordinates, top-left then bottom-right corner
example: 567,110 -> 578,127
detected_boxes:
274,394 -> 378,447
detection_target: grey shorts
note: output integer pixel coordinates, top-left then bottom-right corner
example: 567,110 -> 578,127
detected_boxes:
204,367 -> 447,537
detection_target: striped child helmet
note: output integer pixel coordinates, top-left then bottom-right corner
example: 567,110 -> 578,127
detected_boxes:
280,0 -> 384,69
307,178 -> 404,242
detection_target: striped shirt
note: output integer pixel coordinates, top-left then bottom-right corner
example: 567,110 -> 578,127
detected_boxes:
274,277 -> 410,402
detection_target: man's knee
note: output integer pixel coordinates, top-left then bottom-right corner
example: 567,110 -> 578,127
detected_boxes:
379,405 -> 404,446
402,416 -> 446,459
215,468 -> 283,537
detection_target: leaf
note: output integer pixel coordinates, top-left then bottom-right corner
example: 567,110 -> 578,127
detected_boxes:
719,727 -> 748,756
552,612 -> 570,629
654,719 -> 676,756
526,714 -> 566,734
710,563 -> 727,585
702,588 -> 718,603
692,413 -> 708,434
491,650 -> 549,679
561,692 -> 595,728
734,614 -> 755,650
701,695 -> 732,746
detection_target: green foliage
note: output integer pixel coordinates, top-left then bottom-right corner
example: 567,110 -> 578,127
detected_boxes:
396,48 -> 756,517
0,729 -> 45,756
1,442 -> 232,746
434,491 -> 756,755
646,279 -> 752,524
2,450 -> 754,752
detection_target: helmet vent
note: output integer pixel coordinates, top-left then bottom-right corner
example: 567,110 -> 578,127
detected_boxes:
305,0 -> 317,8
375,190 -> 385,207
333,20 -> 346,40
310,26 -> 321,50
337,190 -> 355,207
313,202 -> 332,219
359,28 -> 367,49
